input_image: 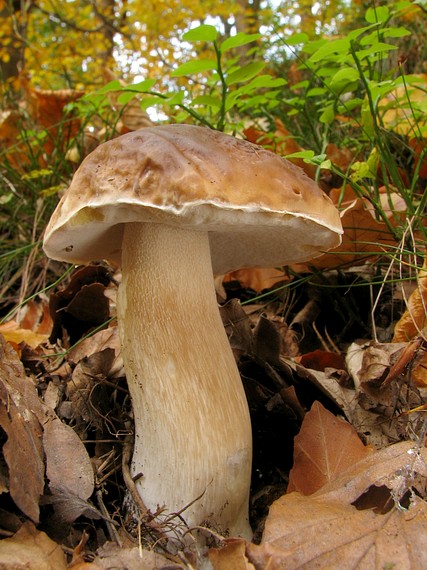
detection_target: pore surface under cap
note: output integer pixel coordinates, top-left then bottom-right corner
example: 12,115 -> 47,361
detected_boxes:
43,124 -> 343,274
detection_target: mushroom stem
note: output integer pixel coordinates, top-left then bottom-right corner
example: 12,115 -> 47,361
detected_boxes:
117,222 -> 253,539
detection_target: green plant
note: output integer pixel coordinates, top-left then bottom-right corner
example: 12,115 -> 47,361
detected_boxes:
0,92 -> 101,316
76,25 -> 286,133
279,3 -> 427,255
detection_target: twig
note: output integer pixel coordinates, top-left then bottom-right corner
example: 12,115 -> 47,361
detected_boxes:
121,434 -> 166,537
96,490 -> 122,547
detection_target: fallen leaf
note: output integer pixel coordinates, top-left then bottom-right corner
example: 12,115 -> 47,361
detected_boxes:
0,521 -> 67,569
49,265 -> 111,344
247,495 -> 427,570
223,267 -> 288,293
380,74 -> 427,136
220,299 -> 254,358
68,326 -> 124,378
94,541 -> 185,569
298,350 -> 347,372
0,320 -> 49,349
44,489 -> 103,525
247,441 -> 427,570
287,401 -> 373,495
209,538 -> 255,569
44,416 -> 94,500
411,351 -> 427,387
67,348 -> 117,431
27,87 -> 83,155
295,185 -> 403,271
18,299 -> 53,336
0,335 -> 45,523
393,258 -> 427,343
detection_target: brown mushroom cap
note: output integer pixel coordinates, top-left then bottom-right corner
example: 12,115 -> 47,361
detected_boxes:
43,124 -> 342,274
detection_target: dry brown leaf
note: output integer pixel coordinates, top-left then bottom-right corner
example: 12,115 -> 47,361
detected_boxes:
247,496 -> 427,569
393,259 -> 427,342
68,326 -> 124,378
67,348 -> 117,431
45,490 -> 102,525
18,299 -> 53,336
380,75 -> 427,136
0,320 -> 50,349
0,521 -> 67,570
247,441 -> 427,569
94,541 -> 185,569
0,334 -> 99,526
287,401 -> 373,495
223,267 -> 288,293
0,110 -> 27,167
0,335 -> 45,523
27,87 -> 83,155
411,351 -> 427,387
298,350 -> 347,372
209,538 -> 256,570
43,416 -> 94,500
295,185 -> 403,271
49,265 -> 111,344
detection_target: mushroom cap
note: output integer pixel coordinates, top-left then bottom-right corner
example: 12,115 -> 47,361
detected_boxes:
43,124 -> 343,274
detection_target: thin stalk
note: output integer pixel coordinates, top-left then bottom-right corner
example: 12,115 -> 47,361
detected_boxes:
213,41 -> 229,131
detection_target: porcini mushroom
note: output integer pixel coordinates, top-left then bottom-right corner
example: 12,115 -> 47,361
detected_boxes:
43,124 -> 342,540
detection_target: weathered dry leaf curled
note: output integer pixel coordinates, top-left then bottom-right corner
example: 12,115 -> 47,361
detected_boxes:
0,521 -> 67,570
0,335 -> 45,523
287,401 -> 373,495
247,441 -> 427,570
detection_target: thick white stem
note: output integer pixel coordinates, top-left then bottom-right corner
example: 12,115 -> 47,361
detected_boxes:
117,222 -> 252,539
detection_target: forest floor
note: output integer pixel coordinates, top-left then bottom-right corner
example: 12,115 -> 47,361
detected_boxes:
1,252 -> 427,569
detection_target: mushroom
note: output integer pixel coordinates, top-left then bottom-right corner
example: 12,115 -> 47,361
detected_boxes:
43,124 -> 342,540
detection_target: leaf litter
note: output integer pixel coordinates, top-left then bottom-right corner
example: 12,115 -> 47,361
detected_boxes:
0,262 -> 426,568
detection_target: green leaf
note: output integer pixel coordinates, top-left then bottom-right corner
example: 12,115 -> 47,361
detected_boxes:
302,38 -> 327,56
285,150 -> 315,160
330,67 -> 360,86
247,75 -> 287,88
319,159 -> 332,169
365,6 -> 389,24
306,87 -> 327,97
163,91 -> 185,106
350,156 -> 378,181
0,192 -> 13,205
291,80 -> 309,90
309,38 -> 350,63
183,25 -> 218,42
171,59 -> 217,77
337,97 -> 364,112
126,79 -> 157,92
96,80 -> 122,94
237,94 -> 270,111
139,96 -> 164,110
347,23 -> 379,41
117,91 -> 137,105
190,95 -> 221,108
356,43 -> 396,60
221,32 -> 261,52
227,61 -> 265,85
286,32 -> 309,46
224,91 -> 240,111
319,105 -> 335,124
382,26 -> 411,38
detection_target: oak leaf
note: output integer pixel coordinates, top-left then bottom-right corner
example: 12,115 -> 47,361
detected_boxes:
0,522 -> 67,570
0,335 -> 45,523
248,441 -> 427,570
287,401 -> 373,495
